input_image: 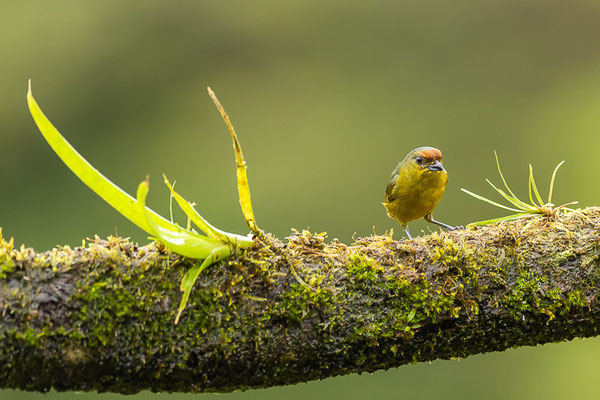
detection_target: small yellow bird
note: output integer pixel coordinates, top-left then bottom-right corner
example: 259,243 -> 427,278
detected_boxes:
384,146 -> 459,239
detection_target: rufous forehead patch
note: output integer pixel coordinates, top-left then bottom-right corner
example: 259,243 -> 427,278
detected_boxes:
419,148 -> 442,161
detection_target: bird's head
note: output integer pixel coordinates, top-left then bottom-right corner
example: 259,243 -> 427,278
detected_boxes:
404,146 -> 445,173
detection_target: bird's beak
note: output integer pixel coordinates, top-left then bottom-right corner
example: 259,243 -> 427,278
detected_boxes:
427,160 -> 444,171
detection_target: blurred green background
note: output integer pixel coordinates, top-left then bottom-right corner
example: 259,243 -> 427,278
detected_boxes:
2,0 -> 600,398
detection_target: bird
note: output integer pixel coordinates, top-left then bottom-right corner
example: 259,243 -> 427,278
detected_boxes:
383,146 -> 459,239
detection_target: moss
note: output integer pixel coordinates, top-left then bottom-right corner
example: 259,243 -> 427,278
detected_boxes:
501,269 -> 544,315
0,230 -> 15,279
68,238 -> 183,348
552,249 -> 577,266
498,259 -> 590,322
275,282 -> 335,325
345,254 -> 384,283
341,238 -> 476,343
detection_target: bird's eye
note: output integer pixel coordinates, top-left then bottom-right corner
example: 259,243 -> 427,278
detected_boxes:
415,156 -> 424,165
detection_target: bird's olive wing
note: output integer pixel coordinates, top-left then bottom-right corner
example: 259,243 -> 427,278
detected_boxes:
385,174 -> 397,202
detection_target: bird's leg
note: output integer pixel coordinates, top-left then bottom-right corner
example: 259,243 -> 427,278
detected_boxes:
424,214 -> 462,231
404,226 -> 413,240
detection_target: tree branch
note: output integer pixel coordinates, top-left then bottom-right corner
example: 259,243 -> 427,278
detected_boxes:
1,208 -> 600,394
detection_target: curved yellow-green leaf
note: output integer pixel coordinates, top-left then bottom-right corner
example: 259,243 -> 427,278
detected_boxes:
460,188 -> 522,213
207,87 -> 260,236
528,165 -> 544,207
548,160 -> 565,205
27,81 -> 200,238
136,180 -> 224,259
484,179 -> 536,212
466,213 -> 532,226
163,175 -> 253,248
175,244 -> 230,324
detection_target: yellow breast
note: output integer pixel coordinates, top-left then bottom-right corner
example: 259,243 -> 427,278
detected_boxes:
384,166 -> 448,226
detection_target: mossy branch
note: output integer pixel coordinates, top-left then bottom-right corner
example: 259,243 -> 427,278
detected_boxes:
2,208 -> 600,394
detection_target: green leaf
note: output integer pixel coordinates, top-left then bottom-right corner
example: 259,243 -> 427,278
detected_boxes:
460,188 -> 522,213
467,213 -> 532,226
163,175 -> 253,248
548,160 -> 565,205
528,165 -> 544,207
28,83 -> 191,236
175,245 -> 230,324
494,151 -> 520,200
136,180 -> 224,259
208,87 -> 261,236
28,81 -> 223,259
485,179 -> 536,212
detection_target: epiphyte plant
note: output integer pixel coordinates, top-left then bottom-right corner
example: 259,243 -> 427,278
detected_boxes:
27,81 -> 260,323
461,151 -> 577,226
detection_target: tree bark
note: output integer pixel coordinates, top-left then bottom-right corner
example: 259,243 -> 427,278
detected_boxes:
1,208 -> 599,394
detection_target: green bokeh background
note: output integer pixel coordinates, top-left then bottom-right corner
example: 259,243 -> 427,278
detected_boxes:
2,1 -> 600,398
